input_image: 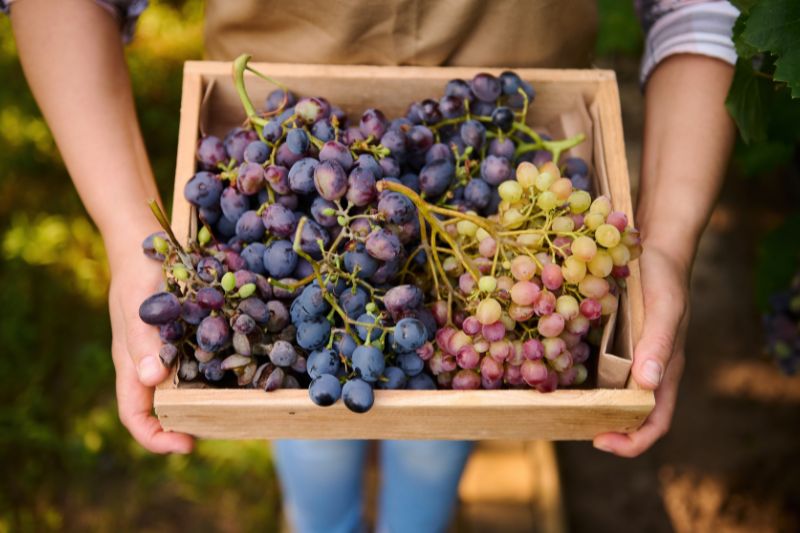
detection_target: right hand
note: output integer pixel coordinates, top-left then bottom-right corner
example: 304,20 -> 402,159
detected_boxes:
109,249 -> 194,454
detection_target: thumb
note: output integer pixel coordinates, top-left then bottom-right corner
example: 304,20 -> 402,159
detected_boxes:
632,288 -> 685,390
127,312 -> 171,387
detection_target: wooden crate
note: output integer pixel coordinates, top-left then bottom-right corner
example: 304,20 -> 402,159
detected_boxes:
154,61 -> 654,440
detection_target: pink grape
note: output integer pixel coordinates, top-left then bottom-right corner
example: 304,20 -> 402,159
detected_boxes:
489,340 -> 512,362
523,338 -> 544,360
480,355 -> 504,381
572,342 -> 590,364
580,298 -> 602,320
606,211 -> 628,232
543,337 -> 566,360
521,359 -> 548,385
437,371 -> 454,388
482,321 -> 506,342
474,257 -> 493,274
505,364 -> 525,386
431,300 -> 449,326
481,373 -> 504,390
508,341 -> 525,365
541,263 -> 563,290
578,275 -> 610,299
417,342 -> 435,361
566,315 -> 590,335
476,298 -> 502,325
473,338 -> 490,353
459,273 -> 477,294
533,291 -> 556,316
612,265 -> 631,278
510,255 -> 536,281
508,303 -> 535,322
452,369 -> 481,390
496,275 -> 514,293
538,313 -> 566,337
510,281 -> 539,306
558,367 -> 578,386
560,331 -> 581,348
447,330 -> 471,356
536,370 -> 558,392
478,237 -> 497,258
456,345 -> 480,369
552,351 -> 573,372
462,316 -> 481,336
435,327 -> 456,350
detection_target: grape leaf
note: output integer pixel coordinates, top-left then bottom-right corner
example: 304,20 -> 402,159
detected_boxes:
726,58 -> 771,144
732,12 -> 758,59
756,214 -> 800,311
741,0 -> 800,98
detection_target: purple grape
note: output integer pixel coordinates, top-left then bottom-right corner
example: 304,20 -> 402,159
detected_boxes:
472,100 -> 496,117
224,128 -> 258,163
244,141 -> 269,165
234,269 -> 257,289
531,150 -> 553,167
233,313 -> 257,334
319,141 -> 353,171
197,136 -> 228,168
346,167 -> 377,206
276,142 -> 304,168
197,287 -> 224,310
439,95 -> 465,119
425,143 -> 454,164
235,210 -> 265,242
370,256 -> 403,285
220,187 -> 248,222
562,157 -> 589,178
380,129 -> 407,160
263,239 -> 298,278
314,160 -> 348,201
383,285 -> 423,318
570,173 -> 592,192
365,228 -> 402,261
139,292 -> 181,326
460,120 -> 486,150
142,231 -> 167,261
199,206 -> 221,226
354,154 -> 382,176
312,119 -> 335,142
264,165 -> 290,195
378,191 -> 415,225
182,300 -> 210,325
310,197 -> 338,227
399,173 -> 420,193
224,250 -> 246,272
359,108 -> 388,139
196,256 -> 223,282
239,297 -> 270,324
299,219 -> 330,259
491,106 -> 514,132
261,203 -> 297,238
445,79 -> 475,103
202,358 -> 226,382
286,128 -> 310,155
237,162 -> 265,196
262,120 -> 283,143
418,99 -> 442,124
471,73 -> 501,103
343,126 -> 365,144
241,243 -> 267,274
407,125 -> 434,153
480,155 -> 512,186
292,257 -> 314,279
295,97 -> 326,124
266,300 -> 290,332
419,159 -> 454,198
464,178 -> 492,210
287,157 -> 319,195
265,89 -> 297,112
184,171 -> 223,208
277,193 -> 299,210
379,156 -> 401,178
343,244 -> 379,279
215,215 -> 236,239
488,138 -> 515,159
269,340 -> 299,367
196,315 -> 230,352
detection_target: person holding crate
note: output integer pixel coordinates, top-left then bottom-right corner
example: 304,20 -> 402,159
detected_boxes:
6,0 -> 739,531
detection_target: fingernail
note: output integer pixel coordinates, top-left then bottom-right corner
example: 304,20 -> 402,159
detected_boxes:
138,355 -> 163,383
594,442 -> 613,453
642,360 -> 663,387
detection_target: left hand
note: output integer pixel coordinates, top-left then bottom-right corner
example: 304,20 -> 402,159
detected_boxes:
592,243 -> 689,457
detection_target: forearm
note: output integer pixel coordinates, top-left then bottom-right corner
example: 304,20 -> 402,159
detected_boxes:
11,0 -> 160,269
637,54 -> 736,272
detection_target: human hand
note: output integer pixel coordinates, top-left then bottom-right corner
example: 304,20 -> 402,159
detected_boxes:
108,246 -> 194,454
593,243 -> 689,457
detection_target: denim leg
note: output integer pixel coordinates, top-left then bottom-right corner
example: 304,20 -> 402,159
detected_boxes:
272,439 -> 369,533
376,440 -> 474,533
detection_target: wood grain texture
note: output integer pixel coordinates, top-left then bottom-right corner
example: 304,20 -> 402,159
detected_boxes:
156,62 -> 654,439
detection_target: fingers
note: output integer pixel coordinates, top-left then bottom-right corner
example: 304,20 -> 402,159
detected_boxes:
632,252 -> 688,390
126,315 -> 170,387
115,342 -> 194,454
594,352 -> 684,457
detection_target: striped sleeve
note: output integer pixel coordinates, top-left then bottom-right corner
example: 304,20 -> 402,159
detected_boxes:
636,0 -> 740,84
1,0 -> 148,43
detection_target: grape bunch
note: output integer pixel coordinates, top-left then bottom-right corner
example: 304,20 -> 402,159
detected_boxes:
137,55 -> 639,413
764,272 -> 800,375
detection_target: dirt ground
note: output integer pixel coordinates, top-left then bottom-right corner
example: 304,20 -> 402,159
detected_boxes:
556,59 -> 800,533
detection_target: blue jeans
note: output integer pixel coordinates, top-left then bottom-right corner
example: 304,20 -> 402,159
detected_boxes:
273,440 -> 474,533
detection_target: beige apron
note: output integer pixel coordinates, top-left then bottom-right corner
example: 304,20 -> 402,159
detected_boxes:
204,0 -> 597,68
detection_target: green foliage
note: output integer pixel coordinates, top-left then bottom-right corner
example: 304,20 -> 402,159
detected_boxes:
595,0 -> 642,57
756,214 -> 800,311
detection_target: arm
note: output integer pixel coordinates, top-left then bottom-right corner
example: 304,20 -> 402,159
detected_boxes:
10,0 -> 192,453
593,53 -> 735,456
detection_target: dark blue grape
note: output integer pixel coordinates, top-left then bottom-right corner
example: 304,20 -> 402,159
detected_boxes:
491,106 -> 514,133
472,101 -> 496,117
319,141 -> 354,171
343,245 -> 379,279
276,143 -> 303,168
262,120 -> 283,143
196,315 -> 230,352
379,156 -> 401,178
197,136 -> 228,168
182,300 -> 209,325
286,128 -> 310,155
220,187 -> 248,222
288,158 -> 319,195
464,178 -> 491,210
334,333 -> 357,361
419,159 -> 455,198
296,316 -> 332,351
355,313 -> 383,343
406,373 -> 436,390
369,256 -> 403,285
407,125 -> 434,153
261,203 -> 297,238
269,340 -> 298,367
531,150 -> 553,167
309,374 -> 342,406
380,129 -> 407,161
378,191 -> 415,225
265,88 -> 297,112
312,119 -> 335,142
307,348 -> 341,379
184,171 -> 223,208
224,128 -> 259,164
393,318 -> 428,352
314,160 -> 348,201
444,78 -> 475,102
365,228 -> 402,261
298,219 -> 330,259
238,297 -> 270,324
241,242 -> 267,274
355,154 -> 382,176
562,157 -> 589,178
419,99 -> 442,124
215,215 -> 237,239
346,167 -> 377,206
352,345 -> 385,383
339,287 -> 368,318
342,378 -> 374,413
439,95 -> 465,119
263,240 -> 298,278
396,352 -> 424,377
425,143 -> 454,165
196,287 -> 224,310
159,321 -> 184,343
485,187 -> 502,215
244,141 -> 269,164
471,73 -> 501,102
297,283 -> 331,317
277,193 -> 299,210
139,292 -> 181,325
488,138 -> 515,159
406,101 -> 424,124
570,173 -> 591,192
202,358 -> 226,382
199,206 -> 221,226
310,197 -> 338,227
460,120 -> 486,150
480,155 -> 512,186
235,210 -> 265,242
196,257 -> 223,283
292,257 -> 314,279
378,366 -> 407,389
359,108 -> 388,139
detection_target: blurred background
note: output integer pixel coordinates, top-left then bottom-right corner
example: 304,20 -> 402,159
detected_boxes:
1,1 -> 798,531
